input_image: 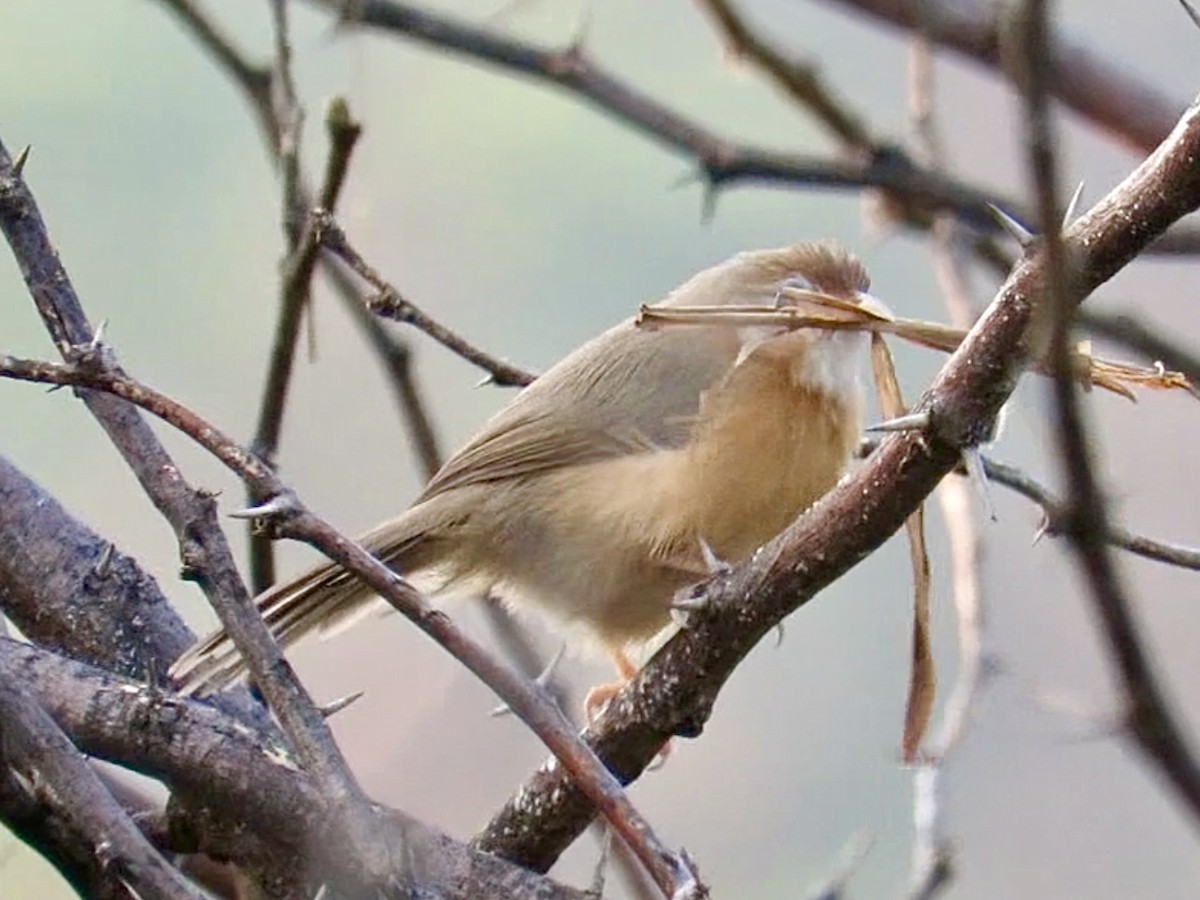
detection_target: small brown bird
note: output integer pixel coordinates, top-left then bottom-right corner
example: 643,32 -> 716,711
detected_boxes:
172,241 -> 886,708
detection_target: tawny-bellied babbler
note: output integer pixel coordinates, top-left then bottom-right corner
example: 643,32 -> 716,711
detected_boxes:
171,241 -> 889,713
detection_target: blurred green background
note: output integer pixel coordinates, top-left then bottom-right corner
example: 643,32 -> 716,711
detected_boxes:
3,0 -> 1200,897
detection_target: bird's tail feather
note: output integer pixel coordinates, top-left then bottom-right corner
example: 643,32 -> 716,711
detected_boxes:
170,515 -> 443,695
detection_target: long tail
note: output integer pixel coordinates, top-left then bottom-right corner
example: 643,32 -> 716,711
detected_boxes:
170,511 -> 445,695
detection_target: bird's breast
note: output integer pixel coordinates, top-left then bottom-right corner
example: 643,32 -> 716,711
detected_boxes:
669,332 -> 862,560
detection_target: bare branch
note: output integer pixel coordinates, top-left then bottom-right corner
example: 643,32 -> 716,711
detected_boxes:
0,670 -> 203,899
0,350 -> 698,897
820,0 -> 1182,155
474,90 -> 1200,872
0,638 -> 592,900
315,215 -> 536,387
0,138 -> 399,889
1021,0 -> 1200,834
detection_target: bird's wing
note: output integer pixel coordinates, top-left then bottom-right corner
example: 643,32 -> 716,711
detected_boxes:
417,319 -> 737,502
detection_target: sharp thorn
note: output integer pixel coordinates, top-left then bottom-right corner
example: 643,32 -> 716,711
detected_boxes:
11,145 -> 31,177
229,494 -> 294,519
866,410 -> 931,433
671,595 -> 709,612
697,537 -> 731,576
962,447 -> 997,522
319,690 -> 365,718
1032,509 -> 1050,546
1063,180 -> 1085,229
986,202 -> 1037,247
534,643 -> 567,689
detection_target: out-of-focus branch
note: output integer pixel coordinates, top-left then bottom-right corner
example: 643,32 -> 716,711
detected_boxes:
983,457 -> 1200,571
820,0 -> 1182,156
1020,0 -> 1200,832
474,91 -> 1200,872
905,34 -> 991,899
694,0 -> 875,151
0,638 -> 592,900
300,0 -> 1200,256
303,0 -> 1011,231
694,0 -> 1014,272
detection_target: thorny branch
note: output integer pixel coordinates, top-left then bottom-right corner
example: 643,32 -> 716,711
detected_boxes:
474,90 -> 1200,871
305,0 -> 1200,256
0,349 -> 700,898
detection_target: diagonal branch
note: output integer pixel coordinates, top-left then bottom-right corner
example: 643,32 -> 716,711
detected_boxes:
0,351 -> 699,898
301,0 -> 1200,255
0,638 -> 592,900
473,90 -> 1200,872
0,670 -> 203,899
819,0 -> 1182,156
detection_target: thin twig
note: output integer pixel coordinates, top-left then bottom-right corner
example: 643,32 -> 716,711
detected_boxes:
693,0 -> 875,151
1021,0 -> 1200,832
157,0 -> 465,492
316,215 -> 536,387
304,0 -> 1006,242
983,457 -> 1200,571
906,33 -> 991,899
820,0 -> 1182,156
249,98 -> 363,591
300,0 -> 1200,257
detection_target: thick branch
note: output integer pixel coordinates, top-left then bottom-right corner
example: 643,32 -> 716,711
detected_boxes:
0,639 -> 591,900
473,94 -> 1200,871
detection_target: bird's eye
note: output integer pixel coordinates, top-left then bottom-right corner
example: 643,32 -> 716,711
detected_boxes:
775,274 -> 814,308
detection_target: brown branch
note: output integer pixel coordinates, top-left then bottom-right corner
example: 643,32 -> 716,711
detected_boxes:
0,669 -> 203,899
302,0 -> 1010,232
693,0 -> 875,151
300,0 -> 1200,256
982,457 -> 1200,571
338,281 -> 446,479
1021,0 -> 1200,831
156,0 -> 459,496
0,138 -> 400,890
0,454 -> 192,679
155,0 -> 277,154
0,352 -> 699,898
472,90 -> 1200,872
820,0 -> 1182,156
0,638 -> 592,900
906,35 -> 991,899
315,215 -> 536,387
249,99 -> 363,591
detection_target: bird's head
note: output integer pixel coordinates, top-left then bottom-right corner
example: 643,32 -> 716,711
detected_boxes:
666,239 -> 890,321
